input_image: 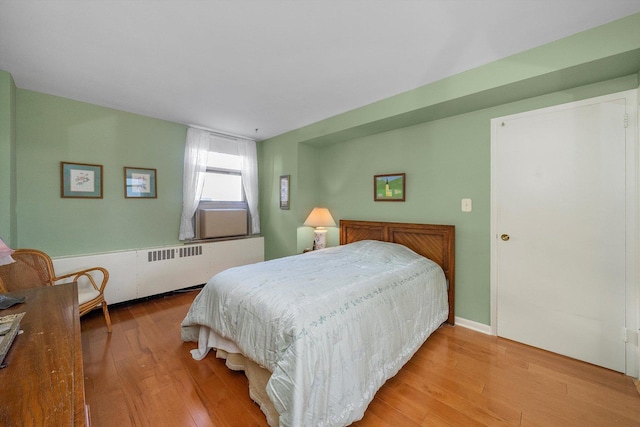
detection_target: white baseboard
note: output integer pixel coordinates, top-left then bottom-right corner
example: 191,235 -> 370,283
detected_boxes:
454,316 -> 493,335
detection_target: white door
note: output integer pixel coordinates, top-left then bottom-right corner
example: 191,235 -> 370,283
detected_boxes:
491,92 -> 635,373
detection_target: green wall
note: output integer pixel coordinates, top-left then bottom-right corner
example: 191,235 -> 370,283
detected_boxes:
2,12 -> 639,323
258,13 -> 640,325
0,71 -> 16,247
314,75 -> 637,325
15,90 -> 187,256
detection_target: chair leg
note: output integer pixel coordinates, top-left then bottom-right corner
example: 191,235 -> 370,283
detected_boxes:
101,300 -> 112,333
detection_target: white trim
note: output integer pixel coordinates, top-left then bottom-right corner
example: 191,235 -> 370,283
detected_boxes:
454,317 -> 493,335
188,124 -> 255,142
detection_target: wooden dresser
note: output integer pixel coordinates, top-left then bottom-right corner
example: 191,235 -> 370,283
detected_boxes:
0,283 -> 88,426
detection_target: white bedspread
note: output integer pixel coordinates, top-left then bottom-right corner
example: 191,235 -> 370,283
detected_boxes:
181,240 -> 448,427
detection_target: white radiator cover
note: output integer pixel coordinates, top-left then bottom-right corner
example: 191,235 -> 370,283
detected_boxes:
52,237 -> 264,305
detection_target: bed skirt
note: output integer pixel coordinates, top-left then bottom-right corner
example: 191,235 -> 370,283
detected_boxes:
186,326 -> 279,426
215,349 -> 279,427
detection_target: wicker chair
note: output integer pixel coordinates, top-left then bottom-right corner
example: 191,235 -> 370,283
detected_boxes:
0,249 -> 112,332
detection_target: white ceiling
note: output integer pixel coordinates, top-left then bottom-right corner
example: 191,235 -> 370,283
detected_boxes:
2,1 -> 640,141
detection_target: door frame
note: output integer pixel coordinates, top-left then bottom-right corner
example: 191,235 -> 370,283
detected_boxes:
489,89 -> 639,377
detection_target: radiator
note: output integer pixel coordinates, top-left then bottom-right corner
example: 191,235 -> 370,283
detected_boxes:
198,209 -> 248,239
52,237 -> 264,304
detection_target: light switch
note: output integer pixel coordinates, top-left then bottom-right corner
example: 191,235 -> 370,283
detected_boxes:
461,198 -> 472,212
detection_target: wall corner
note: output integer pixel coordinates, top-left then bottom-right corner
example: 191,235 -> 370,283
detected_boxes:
0,70 -> 17,247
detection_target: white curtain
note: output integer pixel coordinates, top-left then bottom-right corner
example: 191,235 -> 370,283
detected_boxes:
238,138 -> 260,234
179,128 -> 210,240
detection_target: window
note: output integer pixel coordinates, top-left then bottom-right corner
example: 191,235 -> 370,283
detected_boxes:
179,128 -> 260,241
201,151 -> 244,202
200,135 -> 246,204
195,135 -> 250,240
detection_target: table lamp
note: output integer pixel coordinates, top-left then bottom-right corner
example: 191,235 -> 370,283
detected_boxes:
0,237 -> 15,266
303,207 -> 336,250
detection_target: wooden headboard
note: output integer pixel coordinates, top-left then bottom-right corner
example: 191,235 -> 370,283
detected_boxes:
340,220 -> 455,325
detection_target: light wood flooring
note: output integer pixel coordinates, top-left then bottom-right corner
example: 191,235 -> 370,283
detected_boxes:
80,289 -> 640,426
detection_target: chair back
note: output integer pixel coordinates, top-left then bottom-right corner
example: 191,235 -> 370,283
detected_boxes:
0,249 -> 57,292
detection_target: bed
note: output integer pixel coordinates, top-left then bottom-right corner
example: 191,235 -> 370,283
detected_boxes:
181,220 -> 455,426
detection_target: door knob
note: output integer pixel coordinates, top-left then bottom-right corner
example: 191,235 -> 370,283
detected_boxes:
501,234 -> 510,241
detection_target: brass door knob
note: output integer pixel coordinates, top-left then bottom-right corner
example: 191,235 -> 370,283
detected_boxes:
501,234 -> 510,241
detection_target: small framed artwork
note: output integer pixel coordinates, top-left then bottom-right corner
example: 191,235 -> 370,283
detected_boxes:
374,173 -> 406,202
280,175 -> 290,209
61,161 -> 103,198
124,167 -> 157,198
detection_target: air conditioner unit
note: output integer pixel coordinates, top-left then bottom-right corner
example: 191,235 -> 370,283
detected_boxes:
197,209 -> 248,239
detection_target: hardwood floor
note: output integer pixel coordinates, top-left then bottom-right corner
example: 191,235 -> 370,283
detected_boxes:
81,290 -> 640,426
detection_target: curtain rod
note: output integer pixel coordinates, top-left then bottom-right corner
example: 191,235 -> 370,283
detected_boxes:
188,125 -> 255,142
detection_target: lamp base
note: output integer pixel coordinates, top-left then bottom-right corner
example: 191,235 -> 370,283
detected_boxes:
313,229 -> 328,250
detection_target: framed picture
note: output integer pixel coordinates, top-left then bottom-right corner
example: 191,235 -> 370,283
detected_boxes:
280,175 -> 290,209
374,173 -> 406,202
60,162 -> 103,198
124,167 -> 157,198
